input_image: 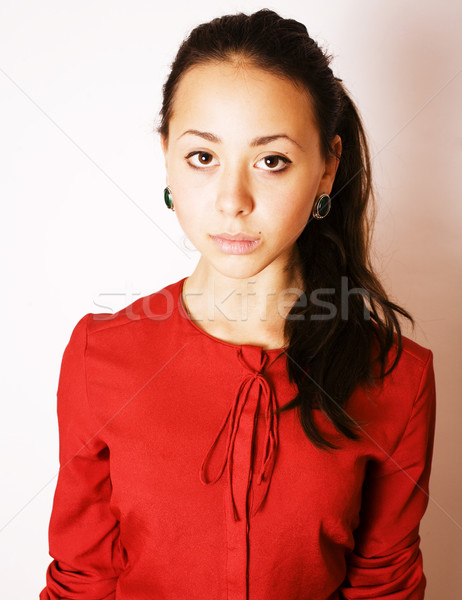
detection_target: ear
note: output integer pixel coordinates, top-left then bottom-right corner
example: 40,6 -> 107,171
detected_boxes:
160,134 -> 169,170
317,134 -> 342,196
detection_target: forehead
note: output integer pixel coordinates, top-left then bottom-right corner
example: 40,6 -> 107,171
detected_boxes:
169,61 -> 318,139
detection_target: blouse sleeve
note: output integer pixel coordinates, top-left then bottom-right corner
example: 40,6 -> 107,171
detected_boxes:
40,313 -> 123,599
339,349 -> 437,600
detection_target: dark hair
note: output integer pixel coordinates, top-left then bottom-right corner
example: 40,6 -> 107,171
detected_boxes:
155,9 -> 414,450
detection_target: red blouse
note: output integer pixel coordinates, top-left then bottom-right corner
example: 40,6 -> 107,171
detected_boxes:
40,277 -> 436,599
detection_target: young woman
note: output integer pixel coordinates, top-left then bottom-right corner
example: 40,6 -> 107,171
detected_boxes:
40,9 -> 436,600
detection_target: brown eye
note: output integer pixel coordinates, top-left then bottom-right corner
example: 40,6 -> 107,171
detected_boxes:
256,154 -> 292,172
185,151 -> 217,169
265,156 -> 279,168
198,152 -> 212,164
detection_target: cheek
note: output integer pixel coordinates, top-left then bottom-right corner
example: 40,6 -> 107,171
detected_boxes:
267,189 -> 314,234
175,201 -> 198,230
173,193 -> 210,241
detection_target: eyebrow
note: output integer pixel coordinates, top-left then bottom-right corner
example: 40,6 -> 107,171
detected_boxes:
178,129 -> 303,150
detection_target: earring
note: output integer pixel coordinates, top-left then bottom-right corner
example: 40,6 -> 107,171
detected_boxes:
164,186 -> 175,211
312,193 -> 331,219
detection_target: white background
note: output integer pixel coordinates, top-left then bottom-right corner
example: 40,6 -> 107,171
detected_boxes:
0,1 -> 461,597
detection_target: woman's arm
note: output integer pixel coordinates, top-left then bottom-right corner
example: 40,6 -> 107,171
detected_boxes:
339,350 -> 437,599
40,314 -> 124,599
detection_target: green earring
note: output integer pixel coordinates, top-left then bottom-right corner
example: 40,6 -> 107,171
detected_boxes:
312,193 -> 331,219
164,186 -> 174,211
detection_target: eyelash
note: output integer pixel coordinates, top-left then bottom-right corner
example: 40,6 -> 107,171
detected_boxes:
184,151 -> 292,173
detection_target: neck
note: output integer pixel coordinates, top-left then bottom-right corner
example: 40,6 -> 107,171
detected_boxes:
182,251 -> 305,349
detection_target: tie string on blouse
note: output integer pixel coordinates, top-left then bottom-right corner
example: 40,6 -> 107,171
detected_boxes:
199,347 -> 279,521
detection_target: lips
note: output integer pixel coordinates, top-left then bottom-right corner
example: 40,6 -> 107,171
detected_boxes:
212,232 -> 260,241
209,233 -> 262,255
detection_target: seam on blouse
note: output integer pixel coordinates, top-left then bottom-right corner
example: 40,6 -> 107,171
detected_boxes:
82,312 -> 103,440
396,339 -> 429,366
380,348 -> 433,467
81,312 -> 124,576
86,288 -> 180,337
88,312 -> 150,336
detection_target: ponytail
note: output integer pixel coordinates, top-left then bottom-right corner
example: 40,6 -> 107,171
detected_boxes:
277,80 -> 414,450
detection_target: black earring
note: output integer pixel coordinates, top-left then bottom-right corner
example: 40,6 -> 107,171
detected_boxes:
312,193 -> 331,219
164,187 -> 175,211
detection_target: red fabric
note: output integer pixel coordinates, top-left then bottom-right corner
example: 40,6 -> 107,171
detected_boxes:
40,277 -> 436,600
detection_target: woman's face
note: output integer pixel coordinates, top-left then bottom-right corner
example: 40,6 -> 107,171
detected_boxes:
161,61 -> 341,280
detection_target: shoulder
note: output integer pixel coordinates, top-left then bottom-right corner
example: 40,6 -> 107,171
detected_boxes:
392,332 -> 433,383
83,278 -> 183,338
396,333 -> 433,366
63,279 -> 187,425
371,329 -> 434,389
388,333 -> 435,410
393,333 -> 435,398
347,330 -> 436,462
368,331 -> 435,439
62,278 -> 184,361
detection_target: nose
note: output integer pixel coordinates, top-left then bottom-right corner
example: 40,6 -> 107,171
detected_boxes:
214,164 -> 254,217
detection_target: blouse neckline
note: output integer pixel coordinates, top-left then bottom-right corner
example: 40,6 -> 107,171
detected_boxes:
177,277 -> 288,356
